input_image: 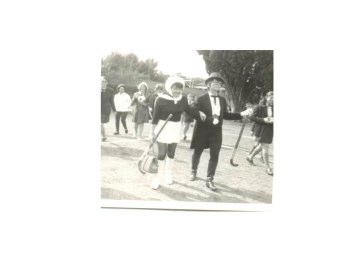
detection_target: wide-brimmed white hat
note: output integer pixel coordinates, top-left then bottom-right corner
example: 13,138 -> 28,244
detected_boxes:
165,76 -> 185,92
137,82 -> 149,90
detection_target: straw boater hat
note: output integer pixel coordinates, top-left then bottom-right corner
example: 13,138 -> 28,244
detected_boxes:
205,72 -> 226,85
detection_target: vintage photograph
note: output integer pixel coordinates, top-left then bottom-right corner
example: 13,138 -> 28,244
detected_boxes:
100,50 -> 274,210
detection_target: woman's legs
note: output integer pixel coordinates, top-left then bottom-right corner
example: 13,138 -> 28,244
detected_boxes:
249,140 -> 264,162
247,142 -> 262,164
120,112 -> 128,133
101,123 -> 106,140
261,143 -> 273,175
134,123 -> 138,137
138,123 -> 144,139
183,122 -> 190,140
114,112 -> 120,134
248,141 -> 260,156
165,143 -> 177,184
151,142 -> 167,189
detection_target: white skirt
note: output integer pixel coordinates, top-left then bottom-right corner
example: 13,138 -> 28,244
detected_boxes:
154,120 -> 182,144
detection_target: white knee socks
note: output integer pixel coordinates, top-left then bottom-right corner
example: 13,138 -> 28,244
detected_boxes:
165,157 -> 174,185
151,160 -> 165,190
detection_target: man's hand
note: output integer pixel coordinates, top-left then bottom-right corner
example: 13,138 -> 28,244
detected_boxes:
240,108 -> 253,117
199,111 -> 207,121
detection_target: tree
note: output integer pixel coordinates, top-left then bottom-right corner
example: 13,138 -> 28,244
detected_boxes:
124,53 -> 139,71
101,51 -> 169,87
197,50 -> 273,112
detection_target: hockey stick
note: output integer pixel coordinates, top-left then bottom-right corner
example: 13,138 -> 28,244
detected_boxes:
230,118 -> 247,167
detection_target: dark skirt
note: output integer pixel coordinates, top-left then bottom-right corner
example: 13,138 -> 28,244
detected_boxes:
133,106 -> 149,124
183,112 -> 194,123
254,123 -> 273,144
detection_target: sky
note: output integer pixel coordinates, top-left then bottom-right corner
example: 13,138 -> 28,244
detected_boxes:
101,47 -> 208,79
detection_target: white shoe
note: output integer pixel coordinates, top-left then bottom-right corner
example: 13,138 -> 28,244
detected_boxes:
151,160 -> 165,189
165,157 -> 174,185
151,177 -> 160,189
165,175 -> 173,185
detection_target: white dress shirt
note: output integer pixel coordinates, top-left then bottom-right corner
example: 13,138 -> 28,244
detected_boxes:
208,91 -> 221,125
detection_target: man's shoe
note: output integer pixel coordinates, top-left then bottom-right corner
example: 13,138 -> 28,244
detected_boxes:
190,172 -> 196,181
206,180 -> 216,191
113,132 -> 119,135
102,137 -> 107,142
125,129 -> 128,134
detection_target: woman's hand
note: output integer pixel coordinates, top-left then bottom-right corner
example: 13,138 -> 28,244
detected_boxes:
263,117 -> 273,123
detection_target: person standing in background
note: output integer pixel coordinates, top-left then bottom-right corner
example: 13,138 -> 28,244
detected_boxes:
181,93 -> 196,141
131,82 -> 150,140
246,91 -> 274,175
101,76 -> 116,142
113,84 -> 131,135
148,83 -> 164,140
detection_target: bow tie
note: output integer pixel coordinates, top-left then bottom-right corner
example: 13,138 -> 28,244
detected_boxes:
211,95 -> 218,104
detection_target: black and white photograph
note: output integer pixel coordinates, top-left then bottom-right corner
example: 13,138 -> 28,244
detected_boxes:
2,1 -> 360,269
100,50 -> 274,210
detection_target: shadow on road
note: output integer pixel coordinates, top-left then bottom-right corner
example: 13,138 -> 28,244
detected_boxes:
214,182 -> 272,203
157,181 -> 249,203
101,144 -> 143,160
102,187 -> 158,201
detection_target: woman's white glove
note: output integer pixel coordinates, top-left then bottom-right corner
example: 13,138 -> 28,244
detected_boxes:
240,108 -> 253,117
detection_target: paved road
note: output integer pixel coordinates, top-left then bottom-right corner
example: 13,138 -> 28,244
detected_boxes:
101,113 -> 273,205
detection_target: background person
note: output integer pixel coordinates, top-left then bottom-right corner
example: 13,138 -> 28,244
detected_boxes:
247,91 -> 274,175
249,96 -> 266,163
181,93 -> 196,140
148,83 -> 164,140
113,84 -> 131,135
101,76 -> 116,142
131,82 -> 150,140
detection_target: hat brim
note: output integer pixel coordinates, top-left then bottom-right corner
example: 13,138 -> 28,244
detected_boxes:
205,76 -> 225,85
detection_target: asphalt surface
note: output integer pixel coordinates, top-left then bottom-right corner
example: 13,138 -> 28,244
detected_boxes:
101,113 -> 273,204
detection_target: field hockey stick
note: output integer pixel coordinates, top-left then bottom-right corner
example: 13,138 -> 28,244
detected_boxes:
230,117 -> 248,167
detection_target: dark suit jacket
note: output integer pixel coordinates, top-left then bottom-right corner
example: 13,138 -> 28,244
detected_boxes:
190,93 -> 242,149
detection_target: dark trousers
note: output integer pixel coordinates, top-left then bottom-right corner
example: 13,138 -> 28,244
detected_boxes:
191,142 -> 221,180
115,111 -> 128,132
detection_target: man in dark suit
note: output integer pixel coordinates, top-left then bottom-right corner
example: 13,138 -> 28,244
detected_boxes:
101,76 -> 116,142
190,72 -> 251,191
